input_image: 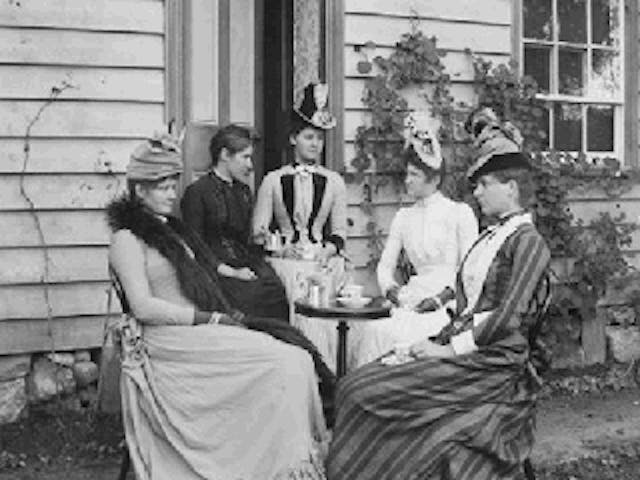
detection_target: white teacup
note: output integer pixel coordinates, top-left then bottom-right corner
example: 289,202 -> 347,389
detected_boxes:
341,284 -> 364,299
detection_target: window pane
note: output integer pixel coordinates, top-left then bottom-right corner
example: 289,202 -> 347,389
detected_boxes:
524,45 -> 550,93
524,0 -> 553,40
587,105 -> 614,151
559,49 -> 585,96
592,0 -> 621,46
536,107 -> 550,150
558,0 -> 586,43
590,50 -> 621,99
554,104 -> 583,151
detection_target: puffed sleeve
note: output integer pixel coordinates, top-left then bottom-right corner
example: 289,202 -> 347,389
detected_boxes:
109,229 -> 196,326
455,202 -> 479,266
450,227 -> 551,355
376,210 -> 405,295
252,172 -> 275,239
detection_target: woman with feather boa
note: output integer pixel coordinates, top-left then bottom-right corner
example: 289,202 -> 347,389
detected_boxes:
107,133 -> 332,480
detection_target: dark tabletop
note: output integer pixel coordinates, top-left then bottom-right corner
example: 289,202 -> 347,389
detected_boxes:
294,297 -> 391,320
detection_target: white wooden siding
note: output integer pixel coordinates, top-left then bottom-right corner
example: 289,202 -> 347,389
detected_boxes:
0,0 -> 166,354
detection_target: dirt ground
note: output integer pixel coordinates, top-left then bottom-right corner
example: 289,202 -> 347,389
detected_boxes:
2,389 -> 640,479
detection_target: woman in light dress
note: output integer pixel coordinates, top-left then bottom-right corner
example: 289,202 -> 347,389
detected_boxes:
253,83 -> 347,373
351,113 -> 478,368
107,133 -> 329,480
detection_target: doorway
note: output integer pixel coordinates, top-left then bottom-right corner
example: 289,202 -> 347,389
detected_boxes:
256,0 -> 326,180
257,0 -> 293,178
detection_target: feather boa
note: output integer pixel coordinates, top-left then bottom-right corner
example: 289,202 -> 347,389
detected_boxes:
106,195 -> 335,425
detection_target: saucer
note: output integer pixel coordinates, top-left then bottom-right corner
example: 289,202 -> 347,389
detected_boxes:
336,296 -> 372,309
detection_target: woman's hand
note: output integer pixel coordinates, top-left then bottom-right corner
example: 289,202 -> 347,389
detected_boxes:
233,267 -> 257,281
409,339 -> 454,359
217,313 -> 247,328
415,296 -> 441,313
217,264 -> 257,281
415,287 -> 454,313
318,243 -> 338,265
385,285 -> 401,306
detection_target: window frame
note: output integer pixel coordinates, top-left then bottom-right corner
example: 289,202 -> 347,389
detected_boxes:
513,0 -> 637,166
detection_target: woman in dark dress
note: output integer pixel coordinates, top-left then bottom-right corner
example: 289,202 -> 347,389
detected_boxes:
181,124 -> 289,320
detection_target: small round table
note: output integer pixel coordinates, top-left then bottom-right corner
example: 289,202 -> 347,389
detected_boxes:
294,298 -> 391,378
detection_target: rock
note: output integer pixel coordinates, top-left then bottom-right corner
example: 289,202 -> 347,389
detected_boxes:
606,326 -> 640,363
26,357 -> 76,402
0,355 -> 31,382
0,377 -> 27,424
74,350 -> 92,363
72,361 -> 98,388
46,352 -> 75,367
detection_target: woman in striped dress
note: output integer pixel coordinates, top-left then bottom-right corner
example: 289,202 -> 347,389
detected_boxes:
326,110 -> 551,480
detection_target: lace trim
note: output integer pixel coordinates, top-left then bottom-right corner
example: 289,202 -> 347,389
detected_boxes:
273,440 -> 327,480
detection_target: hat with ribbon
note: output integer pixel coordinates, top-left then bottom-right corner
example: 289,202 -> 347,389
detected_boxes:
403,111 -> 443,170
293,83 -> 337,130
465,107 -> 531,183
127,131 -> 184,181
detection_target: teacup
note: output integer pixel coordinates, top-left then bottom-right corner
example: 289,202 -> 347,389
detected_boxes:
341,284 -> 364,299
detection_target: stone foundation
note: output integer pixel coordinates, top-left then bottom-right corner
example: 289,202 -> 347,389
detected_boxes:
0,350 -> 100,425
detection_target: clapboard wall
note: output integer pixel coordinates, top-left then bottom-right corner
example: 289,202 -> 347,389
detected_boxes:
340,0 -> 640,294
0,0 -> 166,354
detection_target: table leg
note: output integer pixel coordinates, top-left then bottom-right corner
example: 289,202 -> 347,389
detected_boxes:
337,320 -> 349,378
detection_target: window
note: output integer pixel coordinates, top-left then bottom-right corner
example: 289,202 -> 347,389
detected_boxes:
521,0 -> 624,158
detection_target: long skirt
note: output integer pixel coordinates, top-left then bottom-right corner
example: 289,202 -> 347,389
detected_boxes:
121,323 -> 328,480
220,258 -> 290,321
326,342 -> 537,480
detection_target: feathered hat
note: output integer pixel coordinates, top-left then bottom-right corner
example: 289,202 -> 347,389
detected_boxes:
127,130 -> 183,181
465,107 -> 531,183
293,83 -> 337,130
403,111 -> 443,170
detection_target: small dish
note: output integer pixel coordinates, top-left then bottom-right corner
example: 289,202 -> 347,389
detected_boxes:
336,296 -> 372,309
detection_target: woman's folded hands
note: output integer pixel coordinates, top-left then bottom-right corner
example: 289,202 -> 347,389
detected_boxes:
415,286 -> 455,313
217,263 -> 258,281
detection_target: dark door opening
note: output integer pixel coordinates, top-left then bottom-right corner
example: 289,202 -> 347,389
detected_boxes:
256,0 -> 294,180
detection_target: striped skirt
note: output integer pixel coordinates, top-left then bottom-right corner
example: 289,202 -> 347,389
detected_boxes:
326,343 -> 537,480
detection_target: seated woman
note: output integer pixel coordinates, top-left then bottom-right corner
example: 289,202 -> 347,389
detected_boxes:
350,112 -> 478,368
326,110 -> 551,480
180,124 -> 289,320
252,83 -> 348,372
107,133 -> 332,480
252,82 -> 347,259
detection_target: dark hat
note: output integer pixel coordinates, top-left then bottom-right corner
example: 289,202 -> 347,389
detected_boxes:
466,107 -> 531,183
127,132 -> 183,181
293,83 -> 336,130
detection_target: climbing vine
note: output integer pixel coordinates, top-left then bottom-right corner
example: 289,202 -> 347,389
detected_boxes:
348,27 -> 639,330
19,81 -> 76,357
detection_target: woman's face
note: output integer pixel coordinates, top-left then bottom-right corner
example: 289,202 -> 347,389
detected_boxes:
472,174 -> 515,216
405,163 -> 439,199
222,145 -> 254,182
291,127 -> 324,164
136,177 -> 179,216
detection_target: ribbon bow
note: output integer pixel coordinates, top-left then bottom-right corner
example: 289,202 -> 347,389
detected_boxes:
294,164 -> 316,177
